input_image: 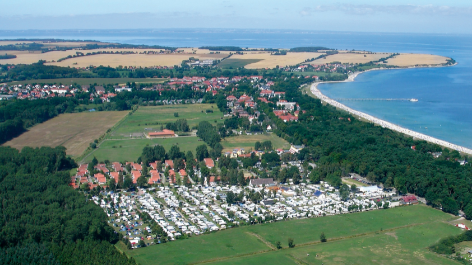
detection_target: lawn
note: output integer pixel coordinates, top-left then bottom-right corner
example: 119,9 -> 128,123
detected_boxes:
3,111 -> 128,157
221,134 -> 290,152
9,77 -> 166,86
111,104 -> 224,137
218,59 -> 262,69
218,222 -> 459,265
82,136 -> 203,163
122,205 -> 462,265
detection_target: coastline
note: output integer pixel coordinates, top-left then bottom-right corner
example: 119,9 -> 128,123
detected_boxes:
309,68 -> 472,155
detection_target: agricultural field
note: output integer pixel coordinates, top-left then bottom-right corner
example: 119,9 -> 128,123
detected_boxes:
9,77 -> 166,86
221,134 -> 290,152
309,52 -> 392,65
386,53 -> 449,67
218,59 -> 262,69
120,205 -> 462,265
0,48 -> 226,67
82,136 -> 202,163
230,52 -> 324,69
3,111 -> 128,157
111,104 -> 224,137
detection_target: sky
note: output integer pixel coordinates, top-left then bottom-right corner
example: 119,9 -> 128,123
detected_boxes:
2,0 -> 472,34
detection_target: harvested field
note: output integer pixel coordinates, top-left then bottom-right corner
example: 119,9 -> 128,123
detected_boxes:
50,53 -> 226,68
9,77 -> 166,86
309,52 -> 392,64
1,48 -> 226,67
3,111 -> 128,157
231,52 -> 324,69
177,48 -> 231,54
386,53 -> 449,66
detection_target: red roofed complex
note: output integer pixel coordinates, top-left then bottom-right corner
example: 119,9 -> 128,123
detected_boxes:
165,160 -> 174,169
148,129 -> 175,138
94,173 -> 106,184
132,171 -> 141,184
148,170 -> 160,184
110,172 -> 120,183
204,158 -> 214,168
401,195 -> 418,205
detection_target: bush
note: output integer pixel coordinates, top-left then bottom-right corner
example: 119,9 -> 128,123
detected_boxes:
320,232 -> 327,242
276,241 -> 282,249
174,112 -> 179,117
288,238 -> 295,248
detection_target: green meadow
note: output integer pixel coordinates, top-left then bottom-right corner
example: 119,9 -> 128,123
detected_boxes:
119,205 -> 462,265
111,104 -> 224,137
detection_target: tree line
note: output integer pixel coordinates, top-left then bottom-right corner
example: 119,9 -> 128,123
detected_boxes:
0,146 -> 136,264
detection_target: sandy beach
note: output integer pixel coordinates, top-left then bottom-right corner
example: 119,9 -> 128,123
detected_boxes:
309,70 -> 472,155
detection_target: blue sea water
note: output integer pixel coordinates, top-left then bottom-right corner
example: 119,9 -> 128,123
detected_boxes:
1,29 -> 472,148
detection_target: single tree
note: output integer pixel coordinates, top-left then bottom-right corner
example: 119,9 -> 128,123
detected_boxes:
276,241 -> 282,249
320,232 -> 327,242
288,238 -> 295,248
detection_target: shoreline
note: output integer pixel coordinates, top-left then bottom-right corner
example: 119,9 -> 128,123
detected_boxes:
309,68 -> 472,155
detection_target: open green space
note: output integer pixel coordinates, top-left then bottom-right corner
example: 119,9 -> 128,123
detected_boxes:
218,59 -> 263,69
111,104 -> 224,137
8,77 -> 166,86
120,205 -> 461,265
221,133 -> 290,151
83,137 -> 202,163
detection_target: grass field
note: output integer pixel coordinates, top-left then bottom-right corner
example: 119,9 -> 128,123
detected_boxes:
230,52 -> 325,69
218,59 -> 263,69
80,104 -> 225,163
309,52 -> 392,65
3,111 -> 128,157
9,77 -> 166,86
111,104 -> 224,137
221,134 -> 290,152
83,137 -> 203,163
120,205 -> 462,265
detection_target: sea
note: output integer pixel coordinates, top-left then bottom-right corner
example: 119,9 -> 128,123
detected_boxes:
1,29 -> 472,148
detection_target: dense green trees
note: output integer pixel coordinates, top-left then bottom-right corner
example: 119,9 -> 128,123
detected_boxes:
260,78 -> 472,217
196,121 -> 221,147
0,146 -> 136,264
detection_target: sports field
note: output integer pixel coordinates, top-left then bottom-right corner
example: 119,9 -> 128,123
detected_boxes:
111,104 -> 224,137
221,134 -> 290,152
120,205 -> 461,265
3,111 -> 128,157
9,77 -> 166,86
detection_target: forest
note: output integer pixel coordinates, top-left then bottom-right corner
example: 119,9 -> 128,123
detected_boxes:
0,146 -> 136,264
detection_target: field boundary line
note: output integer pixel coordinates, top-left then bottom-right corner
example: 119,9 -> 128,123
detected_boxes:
78,109 -> 133,163
190,222 -> 426,265
245,232 -> 276,250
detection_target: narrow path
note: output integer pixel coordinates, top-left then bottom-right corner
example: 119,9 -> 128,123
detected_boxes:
189,222 -> 426,265
246,232 -> 276,250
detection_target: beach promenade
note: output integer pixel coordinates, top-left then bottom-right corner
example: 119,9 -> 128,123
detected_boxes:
309,74 -> 472,156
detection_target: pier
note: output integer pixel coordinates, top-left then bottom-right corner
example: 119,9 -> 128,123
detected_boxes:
333,98 -> 417,102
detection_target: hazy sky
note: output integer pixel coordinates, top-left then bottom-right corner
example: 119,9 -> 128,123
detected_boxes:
2,0 -> 472,34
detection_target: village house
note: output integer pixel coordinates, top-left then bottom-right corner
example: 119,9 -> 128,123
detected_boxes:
148,129 -> 176,138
